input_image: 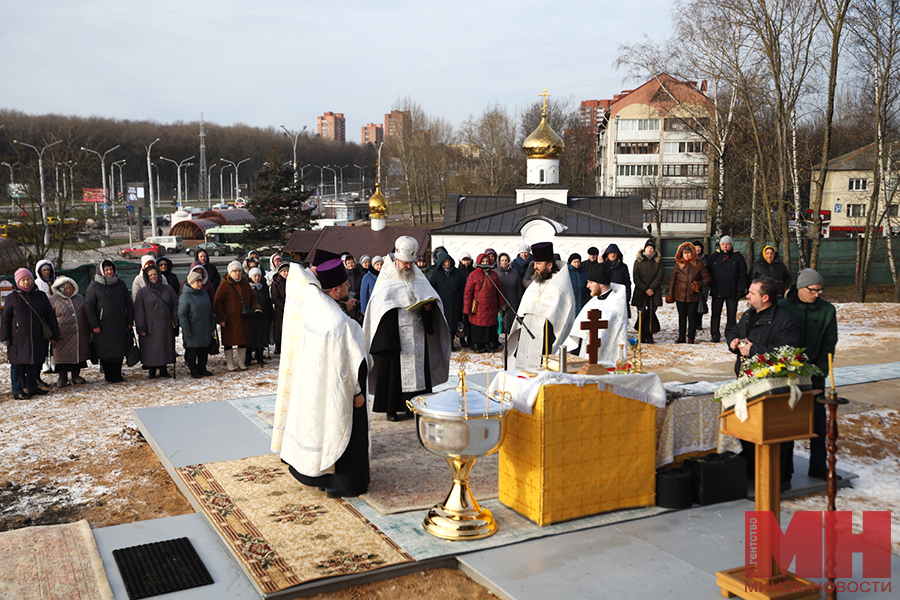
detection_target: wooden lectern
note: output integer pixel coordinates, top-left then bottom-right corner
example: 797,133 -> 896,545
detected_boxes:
716,390 -> 820,600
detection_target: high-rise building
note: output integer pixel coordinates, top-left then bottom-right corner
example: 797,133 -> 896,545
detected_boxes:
318,112 -> 346,142
384,110 -> 411,138
361,123 -> 383,145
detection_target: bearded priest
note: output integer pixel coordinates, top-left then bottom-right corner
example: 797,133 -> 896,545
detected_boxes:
278,259 -> 370,498
506,241 -> 577,370
363,236 -> 451,421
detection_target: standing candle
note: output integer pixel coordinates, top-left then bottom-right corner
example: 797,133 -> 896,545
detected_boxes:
828,353 -> 835,395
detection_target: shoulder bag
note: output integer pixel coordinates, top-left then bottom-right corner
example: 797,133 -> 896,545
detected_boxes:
230,282 -> 254,319
18,291 -> 54,340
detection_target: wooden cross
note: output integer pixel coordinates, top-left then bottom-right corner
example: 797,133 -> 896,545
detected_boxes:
580,309 -> 608,365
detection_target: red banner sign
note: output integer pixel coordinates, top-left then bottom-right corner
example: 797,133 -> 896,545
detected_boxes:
83,188 -> 106,203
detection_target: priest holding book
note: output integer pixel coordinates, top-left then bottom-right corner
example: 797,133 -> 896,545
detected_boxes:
364,236 -> 452,421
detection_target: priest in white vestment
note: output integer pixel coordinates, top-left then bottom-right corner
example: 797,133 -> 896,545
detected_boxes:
506,241 -> 577,370
363,236 -> 452,421
564,261 -> 629,366
277,258 -> 370,497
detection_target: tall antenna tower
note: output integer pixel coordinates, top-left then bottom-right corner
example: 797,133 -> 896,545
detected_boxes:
198,114 -> 209,205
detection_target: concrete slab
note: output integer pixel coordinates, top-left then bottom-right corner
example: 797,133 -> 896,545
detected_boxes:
133,401 -> 273,469
93,513 -> 258,600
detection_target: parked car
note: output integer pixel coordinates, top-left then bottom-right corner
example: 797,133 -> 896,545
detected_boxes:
211,203 -> 230,210
186,241 -> 229,257
121,243 -> 165,260
144,235 -> 184,253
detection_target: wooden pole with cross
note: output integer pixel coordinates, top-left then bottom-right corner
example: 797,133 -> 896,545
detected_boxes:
577,309 -> 610,375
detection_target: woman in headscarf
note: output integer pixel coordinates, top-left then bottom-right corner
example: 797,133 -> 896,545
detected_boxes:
85,259 -> 134,383
247,267 -> 272,367
269,261 -> 289,355
34,259 -> 56,296
49,276 -> 91,387
603,244 -> 632,314
360,255 -> 383,316
748,245 -> 792,299
156,257 -> 180,289
214,261 -> 261,371
195,248 -> 221,290
666,242 -> 711,344
180,262 -> 216,304
131,254 -> 170,300
179,270 -> 216,378
134,265 -> 179,378
265,253 -> 283,285
495,252 -> 524,336
1,268 -> 60,398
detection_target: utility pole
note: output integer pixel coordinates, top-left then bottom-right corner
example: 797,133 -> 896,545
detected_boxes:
199,115 -> 209,205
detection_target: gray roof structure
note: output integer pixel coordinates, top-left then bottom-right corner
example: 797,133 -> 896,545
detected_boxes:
430,198 -> 648,237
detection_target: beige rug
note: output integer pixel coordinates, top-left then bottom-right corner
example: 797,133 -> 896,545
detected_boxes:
176,454 -> 413,593
0,519 -> 114,600
257,409 -> 499,515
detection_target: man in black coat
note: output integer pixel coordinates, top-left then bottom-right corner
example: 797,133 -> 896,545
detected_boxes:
706,235 -> 748,343
429,250 -> 466,347
726,276 -> 800,490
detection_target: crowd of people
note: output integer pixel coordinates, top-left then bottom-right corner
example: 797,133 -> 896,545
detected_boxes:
1,249 -> 291,397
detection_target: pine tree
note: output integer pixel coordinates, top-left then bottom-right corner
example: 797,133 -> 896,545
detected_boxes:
239,152 -> 313,253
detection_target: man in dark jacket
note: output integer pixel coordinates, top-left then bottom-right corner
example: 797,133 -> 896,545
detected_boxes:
778,269 -> 837,480
429,251 -> 466,348
706,236 -> 749,343
727,276 -> 800,490
603,244 -> 631,315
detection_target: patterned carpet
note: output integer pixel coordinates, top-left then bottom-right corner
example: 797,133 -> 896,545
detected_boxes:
175,454 -> 413,593
0,520 -> 113,600
254,404 -> 500,515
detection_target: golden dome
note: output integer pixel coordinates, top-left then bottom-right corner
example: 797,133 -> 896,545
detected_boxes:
368,183 -> 388,219
523,114 -> 564,159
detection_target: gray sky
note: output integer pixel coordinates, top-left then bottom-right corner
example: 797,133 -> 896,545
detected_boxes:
1,0 -> 671,141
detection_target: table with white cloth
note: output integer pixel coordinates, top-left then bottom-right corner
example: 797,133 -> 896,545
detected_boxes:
656,393 -> 742,468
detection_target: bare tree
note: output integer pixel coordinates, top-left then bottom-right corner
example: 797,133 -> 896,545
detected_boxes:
459,104 -> 518,195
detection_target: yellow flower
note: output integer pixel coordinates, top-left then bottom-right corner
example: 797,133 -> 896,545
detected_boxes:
756,368 -> 768,378
772,364 -> 783,373
791,360 -> 802,367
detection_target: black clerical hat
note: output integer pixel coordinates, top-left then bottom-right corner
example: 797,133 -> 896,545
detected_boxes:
531,242 -> 554,263
586,261 -> 611,285
312,249 -> 340,267
317,259 -> 347,289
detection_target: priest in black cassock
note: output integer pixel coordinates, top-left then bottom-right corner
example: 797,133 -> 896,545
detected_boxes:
363,236 -> 452,421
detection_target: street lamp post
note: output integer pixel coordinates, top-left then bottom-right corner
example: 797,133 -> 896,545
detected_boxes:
2,162 -> 18,209
353,164 -> 366,197
183,163 -> 193,205
220,157 -> 250,202
65,161 -> 77,205
220,164 -> 232,202
280,125 -> 306,183
337,165 -> 350,196
143,138 -> 160,237
323,166 -> 337,219
13,139 -> 63,245
313,165 -> 326,196
206,162 -> 218,208
159,155 -> 195,210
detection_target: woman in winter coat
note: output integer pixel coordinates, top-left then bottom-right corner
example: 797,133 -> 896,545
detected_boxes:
429,250 -> 466,340
748,245 -> 792,299
1,268 -> 60,399
34,259 -> 56,296
179,270 -> 216,378
603,244 -> 632,314
463,253 -> 505,353
85,260 -> 134,382
49,276 -> 91,387
495,253 -> 525,335
360,256 -> 383,315
631,240 -> 663,344
181,262 -> 216,305
269,261 -> 289,354
247,267 -> 272,367
666,242 -> 711,344
265,253 -> 283,286
134,265 -> 179,378
157,257 -> 180,289
196,248 -> 221,290
214,261 -> 261,371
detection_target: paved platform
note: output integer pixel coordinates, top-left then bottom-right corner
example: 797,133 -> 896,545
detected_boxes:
110,397 -> 891,600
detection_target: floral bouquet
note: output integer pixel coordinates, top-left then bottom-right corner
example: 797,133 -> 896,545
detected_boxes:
714,346 -> 823,422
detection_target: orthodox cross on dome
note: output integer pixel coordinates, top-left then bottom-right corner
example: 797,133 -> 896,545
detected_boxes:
539,88 -> 552,116
580,309 -> 608,365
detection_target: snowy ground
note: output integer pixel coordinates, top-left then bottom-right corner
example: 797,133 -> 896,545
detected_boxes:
0,301 -> 897,554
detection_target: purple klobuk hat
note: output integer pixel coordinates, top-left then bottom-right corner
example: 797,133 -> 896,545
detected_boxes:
531,241 -> 554,263
317,258 -> 347,289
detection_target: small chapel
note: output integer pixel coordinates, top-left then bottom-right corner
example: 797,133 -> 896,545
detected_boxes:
430,91 -> 649,263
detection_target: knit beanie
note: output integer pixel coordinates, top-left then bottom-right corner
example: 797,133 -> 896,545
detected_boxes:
796,269 -> 824,290
227,260 -> 242,273
187,271 -> 203,285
